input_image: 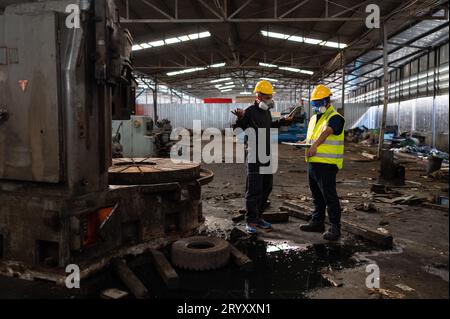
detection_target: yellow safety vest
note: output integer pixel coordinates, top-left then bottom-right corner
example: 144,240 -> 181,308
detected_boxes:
305,105 -> 345,169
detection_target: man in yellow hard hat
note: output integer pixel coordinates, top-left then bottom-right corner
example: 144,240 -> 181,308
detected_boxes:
299,84 -> 345,241
232,80 -> 276,234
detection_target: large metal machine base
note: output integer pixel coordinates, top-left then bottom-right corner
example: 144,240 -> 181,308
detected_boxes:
0,159 -> 213,283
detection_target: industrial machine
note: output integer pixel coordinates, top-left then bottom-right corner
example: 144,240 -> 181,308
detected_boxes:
0,0 -> 212,283
112,116 -> 176,158
277,105 -> 308,143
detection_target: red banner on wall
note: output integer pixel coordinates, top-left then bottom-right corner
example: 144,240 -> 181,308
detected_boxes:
203,98 -> 233,104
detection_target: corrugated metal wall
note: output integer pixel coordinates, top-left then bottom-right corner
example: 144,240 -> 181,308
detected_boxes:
136,97 -> 448,151
339,95 -> 449,151
139,101 -> 295,130
333,103 -> 371,129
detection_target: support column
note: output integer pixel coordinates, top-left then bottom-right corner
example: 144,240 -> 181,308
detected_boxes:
432,48 -> 438,148
299,82 -> 303,106
377,24 -> 389,158
153,77 -> 158,121
307,81 -> 312,119
341,50 -> 346,116
294,82 -> 297,104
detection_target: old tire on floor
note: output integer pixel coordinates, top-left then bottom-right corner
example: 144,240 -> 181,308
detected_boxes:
171,236 -> 231,271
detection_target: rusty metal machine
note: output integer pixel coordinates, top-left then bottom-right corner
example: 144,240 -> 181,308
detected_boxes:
0,0 -> 212,283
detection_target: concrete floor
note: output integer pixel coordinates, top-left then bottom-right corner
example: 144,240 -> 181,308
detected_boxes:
0,142 -> 447,299
201,142 -> 449,299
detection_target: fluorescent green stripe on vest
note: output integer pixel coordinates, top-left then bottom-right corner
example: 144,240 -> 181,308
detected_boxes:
314,153 -> 344,159
310,139 -> 344,146
305,105 -> 345,169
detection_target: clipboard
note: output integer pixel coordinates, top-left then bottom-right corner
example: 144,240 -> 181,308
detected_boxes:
282,142 -> 312,148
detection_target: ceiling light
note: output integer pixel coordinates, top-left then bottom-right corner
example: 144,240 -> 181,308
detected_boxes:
219,85 -> 235,90
210,62 -> 226,68
299,69 -> 314,75
167,67 -> 206,76
288,35 -> 304,42
198,31 -> 211,38
165,37 -> 181,44
224,82 -> 234,85
322,41 -> 347,49
279,66 -> 314,75
259,62 -> 278,68
132,45 -> 143,51
220,89 -> 232,92
188,33 -> 199,40
149,40 -> 164,47
178,35 -> 190,42
260,77 -> 278,82
133,31 -> 211,51
240,91 -> 252,95
279,66 -> 300,72
261,30 -> 347,49
262,31 -> 289,39
166,61 -> 224,77
304,38 -> 322,45
210,77 -> 232,83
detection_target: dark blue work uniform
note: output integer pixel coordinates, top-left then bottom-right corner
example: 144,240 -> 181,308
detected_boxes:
234,102 -> 273,224
308,114 -> 345,227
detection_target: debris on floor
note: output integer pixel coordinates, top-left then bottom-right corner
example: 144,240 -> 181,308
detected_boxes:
395,284 -> 415,292
373,194 -> 426,205
101,288 -> 129,300
355,202 -> 378,213
171,236 -> 231,271
361,152 -> 377,160
320,267 -> 344,287
112,258 -> 150,299
368,288 -> 406,299
150,249 -> 179,289
205,192 -> 242,201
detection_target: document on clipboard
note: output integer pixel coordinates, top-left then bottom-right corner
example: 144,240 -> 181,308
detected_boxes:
281,142 -> 312,148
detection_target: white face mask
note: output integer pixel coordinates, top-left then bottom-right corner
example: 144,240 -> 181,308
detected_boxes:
259,99 -> 275,111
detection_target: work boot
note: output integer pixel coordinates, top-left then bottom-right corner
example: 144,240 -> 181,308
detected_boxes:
299,221 -> 325,233
245,223 -> 258,234
256,218 -> 272,230
323,225 -> 341,241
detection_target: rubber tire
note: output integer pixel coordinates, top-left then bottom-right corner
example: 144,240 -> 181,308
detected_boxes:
171,236 -> 231,271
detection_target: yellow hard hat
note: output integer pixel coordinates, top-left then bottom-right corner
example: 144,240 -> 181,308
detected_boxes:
311,84 -> 332,101
253,80 -> 274,95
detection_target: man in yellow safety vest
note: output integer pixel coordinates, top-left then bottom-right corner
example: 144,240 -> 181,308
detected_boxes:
299,84 -> 345,241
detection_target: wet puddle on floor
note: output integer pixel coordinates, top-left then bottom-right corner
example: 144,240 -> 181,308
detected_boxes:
125,236 -> 378,299
0,236 -> 379,299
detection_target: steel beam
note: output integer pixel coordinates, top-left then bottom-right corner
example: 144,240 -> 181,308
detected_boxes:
120,17 -> 367,23
140,0 -> 174,20
279,0 -> 311,18
135,65 -> 319,70
228,0 -> 252,19
197,0 -> 224,20
378,25 -> 389,158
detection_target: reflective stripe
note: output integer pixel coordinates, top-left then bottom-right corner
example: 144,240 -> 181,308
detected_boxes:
323,140 -> 344,146
314,153 -> 344,159
309,139 -> 344,146
324,111 -> 335,121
